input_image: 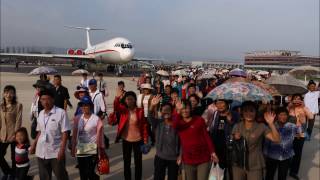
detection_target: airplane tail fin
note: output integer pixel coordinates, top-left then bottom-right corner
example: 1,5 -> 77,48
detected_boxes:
64,26 -> 106,49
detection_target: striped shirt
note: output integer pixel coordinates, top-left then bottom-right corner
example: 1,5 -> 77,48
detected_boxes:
15,144 -> 30,167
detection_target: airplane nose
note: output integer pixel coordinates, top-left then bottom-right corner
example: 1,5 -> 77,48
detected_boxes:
121,48 -> 135,62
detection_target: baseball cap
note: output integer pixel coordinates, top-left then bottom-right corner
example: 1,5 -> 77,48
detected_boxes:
88,79 -> 97,85
78,96 -> 93,106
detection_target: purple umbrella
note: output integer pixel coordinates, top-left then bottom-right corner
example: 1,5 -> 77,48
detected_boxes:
229,68 -> 247,77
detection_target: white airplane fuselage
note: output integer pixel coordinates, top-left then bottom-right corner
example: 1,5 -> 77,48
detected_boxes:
0,27 -> 136,65
84,37 -> 135,64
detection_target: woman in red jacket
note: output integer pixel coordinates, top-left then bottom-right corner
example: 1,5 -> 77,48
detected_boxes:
113,89 -> 148,180
173,100 -> 219,180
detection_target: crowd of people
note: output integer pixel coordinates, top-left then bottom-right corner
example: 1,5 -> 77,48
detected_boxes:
0,68 -> 319,180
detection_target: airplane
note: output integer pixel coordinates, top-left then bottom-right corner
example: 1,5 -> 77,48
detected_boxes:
0,26 -> 135,65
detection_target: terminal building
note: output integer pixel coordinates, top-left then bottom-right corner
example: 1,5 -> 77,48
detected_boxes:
244,50 -> 320,70
192,60 -> 243,69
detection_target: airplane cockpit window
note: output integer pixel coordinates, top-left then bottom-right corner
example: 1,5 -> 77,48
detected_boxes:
118,43 -> 133,49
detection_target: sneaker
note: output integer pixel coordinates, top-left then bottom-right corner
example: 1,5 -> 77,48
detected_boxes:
289,173 -> 300,180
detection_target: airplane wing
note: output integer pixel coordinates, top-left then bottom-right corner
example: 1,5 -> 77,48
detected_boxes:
0,53 -> 94,62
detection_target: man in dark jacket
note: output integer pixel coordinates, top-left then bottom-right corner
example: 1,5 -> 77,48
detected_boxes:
53,75 -> 72,110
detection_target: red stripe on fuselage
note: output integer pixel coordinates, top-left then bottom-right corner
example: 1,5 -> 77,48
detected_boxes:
87,49 -> 117,55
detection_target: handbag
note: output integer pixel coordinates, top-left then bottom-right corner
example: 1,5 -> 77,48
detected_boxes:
108,112 -> 118,126
208,163 -> 224,180
76,143 -> 97,155
228,137 -> 248,170
30,116 -> 38,139
97,155 -> 110,174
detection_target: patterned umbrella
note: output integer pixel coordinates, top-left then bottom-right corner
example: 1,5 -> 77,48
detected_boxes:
206,82 -> 273,103
251,80 -> 280,96
72,69 -> 90,76
225,77 -> 248,83
29,66 -> 57,75
225,78 -> 280,96
229,68 -> 247,77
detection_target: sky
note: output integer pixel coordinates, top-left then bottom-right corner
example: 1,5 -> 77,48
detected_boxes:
1,0 -> 319,62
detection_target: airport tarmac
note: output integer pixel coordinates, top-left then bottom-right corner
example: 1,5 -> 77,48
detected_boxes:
0,71 -> 319,180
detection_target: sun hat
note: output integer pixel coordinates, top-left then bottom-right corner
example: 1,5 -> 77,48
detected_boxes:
140,83 -> 153,90
74,86 -> 89,100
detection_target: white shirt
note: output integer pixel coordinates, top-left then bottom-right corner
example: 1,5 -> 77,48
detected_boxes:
137,94 -> 151,118
77,114 -> 99,144
89,90 -> 106,115
304,91 -> 320,114
80,79 -> 89,88
36,106 -> 71,159
97,79 -> 108,96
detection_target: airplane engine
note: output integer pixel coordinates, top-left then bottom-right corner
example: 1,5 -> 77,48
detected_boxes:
75,49 -> 85,55
67,49 -> 75,55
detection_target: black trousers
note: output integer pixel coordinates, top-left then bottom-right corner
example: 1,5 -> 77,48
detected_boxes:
77,155 -> 99,180
289,137 -> 305,175
265,157 -> 291,180
154,155 -> 178,180
15,165 -> 30,180
0,142 -> 15,175
147,122 -> 155,144
307,115 -> 315,136
122,139 -> 142,180
37,158 -> 69,180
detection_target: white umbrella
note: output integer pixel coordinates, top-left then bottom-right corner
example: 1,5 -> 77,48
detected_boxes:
156,70 -> 169,76
172,69 -> 188,76
257,71 -> 269,76
265,74 -> 308,95
221,69 -> 229,73
29,66 -> 57,75
72,69 -> 90,76
140,65 -> 150,69
289,65 -> 320,84
175,66 -> 184,70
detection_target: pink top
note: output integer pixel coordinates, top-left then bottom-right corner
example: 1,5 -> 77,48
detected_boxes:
288,106 -> 313,125
121,111 -> 142,142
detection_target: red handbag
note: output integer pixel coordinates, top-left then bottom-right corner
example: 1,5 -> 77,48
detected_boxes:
97,155 -> 110,175
108,112 -> 117,126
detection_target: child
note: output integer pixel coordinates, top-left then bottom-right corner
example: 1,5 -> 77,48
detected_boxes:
14,127 -> 31,180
